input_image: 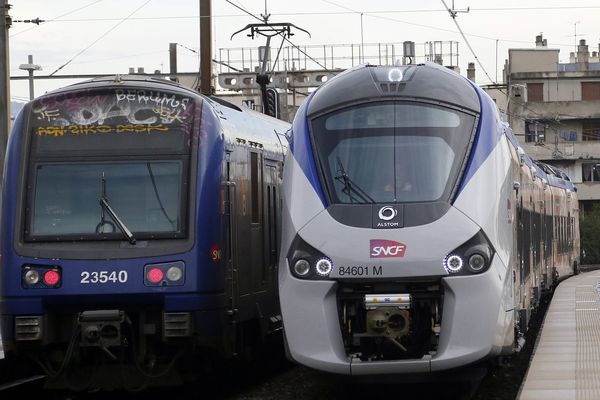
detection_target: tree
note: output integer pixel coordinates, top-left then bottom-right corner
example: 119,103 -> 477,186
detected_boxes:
580,203 -> 600,264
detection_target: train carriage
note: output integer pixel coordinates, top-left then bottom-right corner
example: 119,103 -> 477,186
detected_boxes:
0,75 -> 289,389
278,62 -> 579,376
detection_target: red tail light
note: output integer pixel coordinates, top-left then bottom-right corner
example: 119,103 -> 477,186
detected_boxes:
146,268 -> 164,284
43,269 -> 61,286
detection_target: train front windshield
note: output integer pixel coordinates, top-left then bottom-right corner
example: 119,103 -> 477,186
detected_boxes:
311,102 -> 477,204
26,89 -> 194,241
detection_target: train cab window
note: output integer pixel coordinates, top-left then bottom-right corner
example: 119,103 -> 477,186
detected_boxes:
311,102 -> 477,204
30,162 -> 183,238
25,89 -> 193,242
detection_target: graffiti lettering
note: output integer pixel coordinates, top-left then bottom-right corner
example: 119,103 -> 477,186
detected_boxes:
32,90 -> 194,129
35,123 -> 171,137
116,89 -> 190,111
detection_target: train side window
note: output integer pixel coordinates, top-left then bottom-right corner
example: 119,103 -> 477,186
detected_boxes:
250,152 -> 260,224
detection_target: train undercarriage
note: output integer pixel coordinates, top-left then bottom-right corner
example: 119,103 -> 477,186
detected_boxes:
337,280 -> 443,362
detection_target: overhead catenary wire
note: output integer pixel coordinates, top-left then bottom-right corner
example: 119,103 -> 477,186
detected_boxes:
20,4 -> 600,21
49,0 -> 153,76
13,5 -> 589,50
435,0 -> 571,137
10,0 -> 105,37
440,0 -> 496,85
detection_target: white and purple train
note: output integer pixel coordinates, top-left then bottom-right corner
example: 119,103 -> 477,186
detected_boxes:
279,63 -> 579,376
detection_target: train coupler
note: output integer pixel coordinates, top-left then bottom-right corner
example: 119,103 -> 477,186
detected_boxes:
78,309 -> 125,349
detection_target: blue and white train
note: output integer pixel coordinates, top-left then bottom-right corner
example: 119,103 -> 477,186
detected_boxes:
279,63 -> 579,376
0,75 -> 289,389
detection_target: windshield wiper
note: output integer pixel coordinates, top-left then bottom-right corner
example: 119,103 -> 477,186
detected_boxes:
96,174 -> 136,245
334,157 -> 375,204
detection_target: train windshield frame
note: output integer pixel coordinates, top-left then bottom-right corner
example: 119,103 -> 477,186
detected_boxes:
24,88 -> 195,242
310,101 -> 478,204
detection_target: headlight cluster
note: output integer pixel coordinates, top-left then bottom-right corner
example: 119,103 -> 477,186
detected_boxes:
287,235 -> 333,280
22,265 -> 62,289
443,230 -> 494,275
144,261 -> 185,286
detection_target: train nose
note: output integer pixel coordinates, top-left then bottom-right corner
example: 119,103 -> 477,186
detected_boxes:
291,205 -> 485,280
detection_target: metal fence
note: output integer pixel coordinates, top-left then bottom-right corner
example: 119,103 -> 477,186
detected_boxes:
217,41 -> 459,74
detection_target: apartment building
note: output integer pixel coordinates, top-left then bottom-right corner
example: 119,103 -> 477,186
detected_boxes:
485,35 -> 600,213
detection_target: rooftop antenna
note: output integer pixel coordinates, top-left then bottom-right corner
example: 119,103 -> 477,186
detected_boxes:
567,21 -> 586,53
228,0 -> 310,117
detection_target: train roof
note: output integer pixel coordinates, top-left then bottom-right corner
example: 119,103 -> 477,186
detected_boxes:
38,74 -> 198,99
207,96 -> 290,155
306,62 -> 481,117
32,75 -> 290,156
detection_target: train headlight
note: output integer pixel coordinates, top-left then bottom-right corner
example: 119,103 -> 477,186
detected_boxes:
315,258 -> 333,276
287,235 -> 333,280
443,255 -> 463,273
144,261 -> 185,286
293,259 -> 311,276
24,269 -> 40,285
468,253 -> 486,273
21,265 -> 62,289
166,266 -> 183,282
443,231 -> 494,276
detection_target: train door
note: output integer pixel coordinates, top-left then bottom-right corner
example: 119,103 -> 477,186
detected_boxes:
540,196 -> 547,289
263,160 -> 280,309
567,211 -> 572,268
232,148 -> 266,320
249,151 -> 265,293
223,151 -> 239,319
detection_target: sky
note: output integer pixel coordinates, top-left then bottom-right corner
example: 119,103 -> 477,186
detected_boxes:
7,0 -> 600,102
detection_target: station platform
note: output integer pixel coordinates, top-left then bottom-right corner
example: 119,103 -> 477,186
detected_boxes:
518,269 -> 600,400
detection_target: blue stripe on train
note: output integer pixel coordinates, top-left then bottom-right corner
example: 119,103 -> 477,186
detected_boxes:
454,82 -> 504,200
289,92 -> 328,207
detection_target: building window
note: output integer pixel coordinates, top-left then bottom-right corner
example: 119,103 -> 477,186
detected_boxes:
560,130 -> 577,141
527,83 -> 543,102
582,82 -> 600,100
582,120 -> 600,141
525,121 -> 545,143
582,163 -> 600,182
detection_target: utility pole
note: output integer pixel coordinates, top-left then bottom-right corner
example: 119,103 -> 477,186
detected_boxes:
199,0 -> 212,95
0,0 -> 11,173
19,55 -> 41,100
169,43 -> 178,82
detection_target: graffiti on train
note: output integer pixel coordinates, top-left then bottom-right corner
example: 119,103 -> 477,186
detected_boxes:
31,89 -> 195,127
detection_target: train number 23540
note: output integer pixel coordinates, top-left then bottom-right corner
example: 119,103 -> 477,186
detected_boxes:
80,270 -> 128,284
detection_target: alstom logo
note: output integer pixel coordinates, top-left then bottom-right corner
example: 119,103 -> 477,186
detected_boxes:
370,239 -> 406,258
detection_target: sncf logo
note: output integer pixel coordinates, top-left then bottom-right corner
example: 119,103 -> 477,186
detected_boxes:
370,239 -> 406,258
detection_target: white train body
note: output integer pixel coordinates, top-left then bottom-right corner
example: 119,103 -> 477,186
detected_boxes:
278,63 -> 579,376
